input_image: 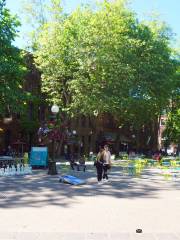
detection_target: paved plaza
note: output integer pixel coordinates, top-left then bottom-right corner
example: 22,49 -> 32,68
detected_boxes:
0,164 -> 180,239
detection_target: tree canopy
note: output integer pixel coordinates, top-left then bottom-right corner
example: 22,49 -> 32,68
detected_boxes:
163,64 -> 180,148
30,0 -> 177,128
0,0 -> 27,116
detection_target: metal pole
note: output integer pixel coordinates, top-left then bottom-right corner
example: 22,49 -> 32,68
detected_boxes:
48,105 -> 59,175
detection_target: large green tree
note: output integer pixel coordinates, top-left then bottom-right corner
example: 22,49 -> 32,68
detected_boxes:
24,0 -> 177,151
0,0 -> 27,116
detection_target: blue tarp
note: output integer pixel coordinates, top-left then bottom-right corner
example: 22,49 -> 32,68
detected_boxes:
30,147 -> 48,167
59,175 -> 85,185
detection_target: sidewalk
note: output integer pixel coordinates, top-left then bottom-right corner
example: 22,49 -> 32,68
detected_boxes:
0,165 -> 180,239
0,232 -> 180,240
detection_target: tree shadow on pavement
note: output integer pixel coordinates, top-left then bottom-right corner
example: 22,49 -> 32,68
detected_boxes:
0,165 -> 179,209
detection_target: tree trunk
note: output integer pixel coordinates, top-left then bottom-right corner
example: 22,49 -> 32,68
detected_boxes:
151,118 -> 160,152
115,131 -> 120,155
56,137 -> 64,157
55,116 -> 69,158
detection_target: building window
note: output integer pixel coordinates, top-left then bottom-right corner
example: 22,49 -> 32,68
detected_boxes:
38,105 -> 45,122
16,113 -> 21,120
81,115 -> 86,127
104,115 -> 114,128
89,116 -> 93,128
88,135 -> 91,144
76,117 -> 79,127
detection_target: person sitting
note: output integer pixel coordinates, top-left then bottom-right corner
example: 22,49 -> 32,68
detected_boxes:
77,157 -> 86,172
153,152 -> 162,161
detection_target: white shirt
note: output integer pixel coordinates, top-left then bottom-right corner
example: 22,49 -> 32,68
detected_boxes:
103,150 -> 111,164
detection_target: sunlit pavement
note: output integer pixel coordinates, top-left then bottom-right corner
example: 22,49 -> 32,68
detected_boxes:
0,164 -> 180,239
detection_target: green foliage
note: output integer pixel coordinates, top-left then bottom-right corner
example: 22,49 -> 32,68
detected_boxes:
25,0 -> 177,128
20,101 -> 41,133
164,109 -> 180,144
0,0 -> 28,115
20,118 -> 39,133
163,64 -> 180,144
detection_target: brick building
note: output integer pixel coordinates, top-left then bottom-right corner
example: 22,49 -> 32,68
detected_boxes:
0,53 -> 166,156
0,53 -> 42,154
63,113 -> 131,156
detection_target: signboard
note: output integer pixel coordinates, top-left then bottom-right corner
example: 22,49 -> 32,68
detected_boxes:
30,147 -> 48,167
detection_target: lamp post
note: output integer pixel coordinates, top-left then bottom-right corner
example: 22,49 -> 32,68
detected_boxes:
48,104 -> 59,175
72,130 -> 77,135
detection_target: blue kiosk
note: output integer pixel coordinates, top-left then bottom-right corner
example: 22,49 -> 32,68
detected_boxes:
30,147 -> 48,167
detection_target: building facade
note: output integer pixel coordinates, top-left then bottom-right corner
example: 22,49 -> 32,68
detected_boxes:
0,53 -> 42,154
0,53 -> 168,156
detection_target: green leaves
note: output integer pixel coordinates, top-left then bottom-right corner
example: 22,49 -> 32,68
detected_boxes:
164,109 -> 180,144
0,0 -> 27,115
31,0 -> 177,128
163,64 -> 180,145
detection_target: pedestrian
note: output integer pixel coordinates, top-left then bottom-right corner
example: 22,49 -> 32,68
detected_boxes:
64,145 -> 68,160
95,147 -> 104,184
69,153 -> 77,170
102,145 -> 111,181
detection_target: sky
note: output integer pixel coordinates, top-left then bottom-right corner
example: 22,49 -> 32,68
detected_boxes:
6,0 -> 180,48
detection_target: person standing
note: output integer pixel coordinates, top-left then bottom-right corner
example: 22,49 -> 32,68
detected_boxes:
64,144 -> 68,160
102,145 -> 111,181
95,147 -> 104,183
